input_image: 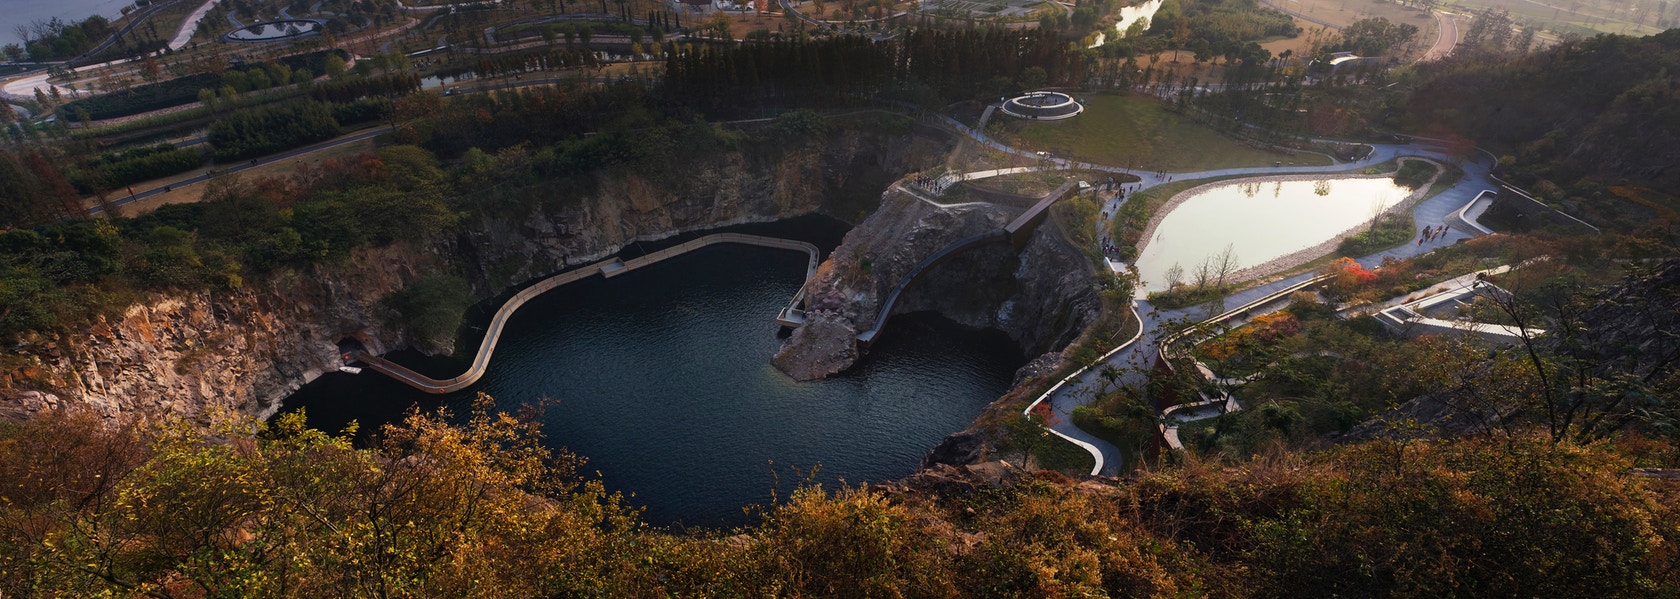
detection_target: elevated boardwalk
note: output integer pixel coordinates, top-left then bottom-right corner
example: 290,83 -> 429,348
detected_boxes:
855,231 -> 1008,345
358,233 -> 820,393
856,179 -> 1080,346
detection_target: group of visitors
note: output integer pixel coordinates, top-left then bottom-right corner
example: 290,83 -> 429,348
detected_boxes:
1100,239 -> 1124,261
1418,225 -> 1449,245
911,172 -> 955,195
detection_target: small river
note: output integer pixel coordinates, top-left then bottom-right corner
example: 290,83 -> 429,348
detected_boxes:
278,218 -> 1025,528
1134,177 -> 1411,291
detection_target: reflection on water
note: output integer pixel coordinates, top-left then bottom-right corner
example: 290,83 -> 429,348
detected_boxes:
1135,177 -> 1411,291
279,241 -> 1023,528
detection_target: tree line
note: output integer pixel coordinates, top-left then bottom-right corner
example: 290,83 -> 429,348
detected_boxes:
662,30 -> 1082,117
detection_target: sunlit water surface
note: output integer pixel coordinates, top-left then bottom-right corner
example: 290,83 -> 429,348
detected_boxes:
1134,177 -> 1411,291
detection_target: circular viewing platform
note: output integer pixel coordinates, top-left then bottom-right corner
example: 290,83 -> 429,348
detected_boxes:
1001,91 -> 1083,120
223,20 -> 323,43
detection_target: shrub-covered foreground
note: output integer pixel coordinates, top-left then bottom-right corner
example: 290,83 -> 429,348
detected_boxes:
3,401 -> 1676,597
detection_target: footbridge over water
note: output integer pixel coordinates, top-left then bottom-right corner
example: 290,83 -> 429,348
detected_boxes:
857,179 -> 1081,346
357,233 -> 821,394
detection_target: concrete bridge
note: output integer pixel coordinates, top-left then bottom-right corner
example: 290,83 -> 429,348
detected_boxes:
357,233 -> 820,393
857,179 -> 1081,346
1005,179 -> 1081,248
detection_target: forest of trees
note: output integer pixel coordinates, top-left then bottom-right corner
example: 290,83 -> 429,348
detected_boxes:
55,50 -> 347,121
660,30 -> 1083,115
208,101 -> 342,160
1396,28 -> 1680,197
1092,0 -> 1297,62
65,143 -> 205,194
1333,17 -> 1420,56
0,144 -> 451,340
9,16 -> 110,61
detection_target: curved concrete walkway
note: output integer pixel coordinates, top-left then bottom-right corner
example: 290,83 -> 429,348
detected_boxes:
358,233 -> 820,393
857,231 -> 1008,345
170,0 -> 225,50
928,109 -> 1506,475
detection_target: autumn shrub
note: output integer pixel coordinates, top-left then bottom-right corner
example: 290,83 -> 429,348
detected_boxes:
3,406 -> 1677,598
1126,436 -> 1680,598
1321,256 -> 1380,301
750,484 -> 959,598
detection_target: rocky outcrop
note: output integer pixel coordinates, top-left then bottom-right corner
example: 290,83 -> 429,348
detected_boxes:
447,129 -> 949,294
773,189 -> 1102,381
0,244 -> 432,422
771,312 -> 860,381
0,127 -> 952,421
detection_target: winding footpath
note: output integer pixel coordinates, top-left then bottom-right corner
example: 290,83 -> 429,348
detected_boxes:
934,110 -> 1502,475
358,233 -> 821,393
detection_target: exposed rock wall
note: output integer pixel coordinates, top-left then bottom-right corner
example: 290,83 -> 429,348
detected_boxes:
773,189 -> 1101,381
448,128 -> 943,294
0,244 -> 431,421
0,128 -> 951,421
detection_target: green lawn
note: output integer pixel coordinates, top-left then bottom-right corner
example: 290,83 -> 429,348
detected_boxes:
991,94 -> 1332,172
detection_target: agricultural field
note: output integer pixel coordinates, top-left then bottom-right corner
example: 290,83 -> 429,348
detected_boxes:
919,0 -> 1059,20
989,93 -> 1333,172
1438,0 -> 1666,37
1260,0 -> 1439,54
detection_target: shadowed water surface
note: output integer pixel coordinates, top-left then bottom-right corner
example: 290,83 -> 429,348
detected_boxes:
281,231 -> 1023,528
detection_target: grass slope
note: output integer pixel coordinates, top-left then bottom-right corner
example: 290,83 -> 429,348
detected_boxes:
992,94 -> 1332,172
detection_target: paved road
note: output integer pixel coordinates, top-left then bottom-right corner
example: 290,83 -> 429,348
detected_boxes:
1420,11 -> 1466,63
90,127 -> 387,215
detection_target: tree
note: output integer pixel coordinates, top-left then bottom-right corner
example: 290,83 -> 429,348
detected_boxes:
324,52 -> 347,79
1164,263 -> 1184,289
1479,265 -> 1680,444
139,56 -> 162,85
384,273 -> 472,352
1000,413 -> 1054,467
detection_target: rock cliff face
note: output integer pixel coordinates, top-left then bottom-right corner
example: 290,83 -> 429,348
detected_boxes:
0,127 -> 951,421
773,189 -> 1101,381
447,128 -> 942,294
0,244 -> 431,421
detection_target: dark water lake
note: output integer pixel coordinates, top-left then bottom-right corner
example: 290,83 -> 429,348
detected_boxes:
278,218 -> 1025,528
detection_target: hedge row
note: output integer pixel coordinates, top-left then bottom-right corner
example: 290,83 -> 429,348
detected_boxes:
57,50 -> 350,121
59,73 -> 222,121
67,143 -> 205,194
209,101 -> 340,160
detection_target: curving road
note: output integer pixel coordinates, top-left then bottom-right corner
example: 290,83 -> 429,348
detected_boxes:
1419,11 -> 1467,63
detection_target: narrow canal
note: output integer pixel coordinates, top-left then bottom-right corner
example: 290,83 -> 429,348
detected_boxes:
278,218 -> 1026,528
